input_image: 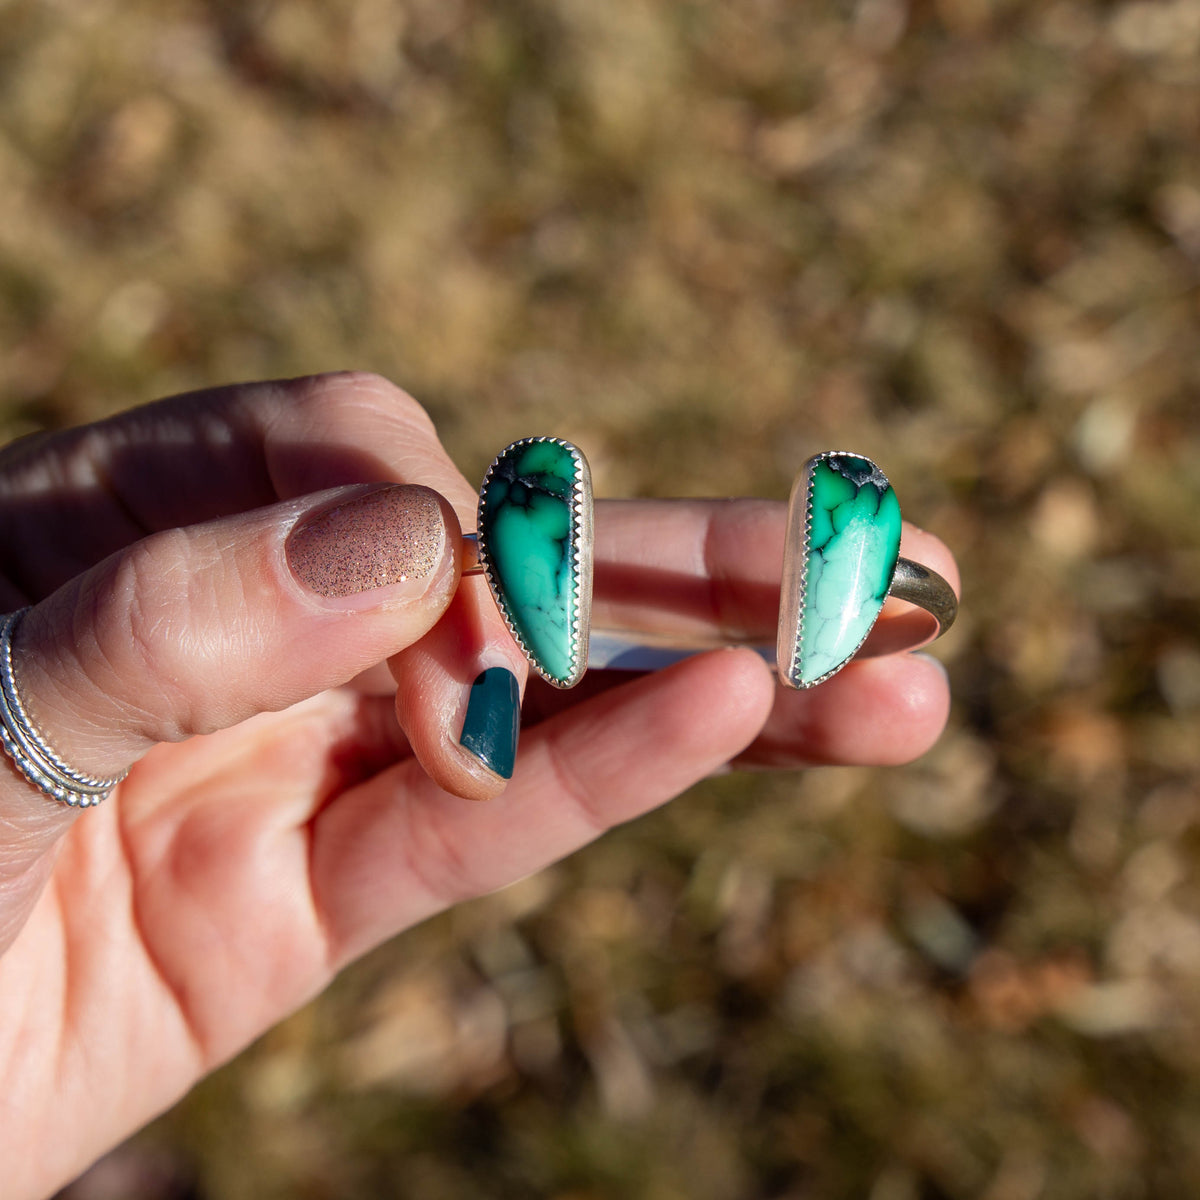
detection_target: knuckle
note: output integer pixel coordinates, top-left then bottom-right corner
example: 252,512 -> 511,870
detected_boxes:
544,736 -> 609,837
304,371 -> 438,439
91,529 -> 198,741
398,796 -> 481,908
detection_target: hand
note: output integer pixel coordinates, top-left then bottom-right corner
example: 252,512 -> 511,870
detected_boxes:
0,374 -> 957,1199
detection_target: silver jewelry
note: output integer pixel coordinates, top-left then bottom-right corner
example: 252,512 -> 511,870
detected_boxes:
775,451 -> 956,688
463,448 -> 956,689
467,437 -> 594,689
0,609 -> 128,807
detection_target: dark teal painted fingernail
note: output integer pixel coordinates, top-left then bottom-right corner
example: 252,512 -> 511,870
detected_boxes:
459,668 -> 520,779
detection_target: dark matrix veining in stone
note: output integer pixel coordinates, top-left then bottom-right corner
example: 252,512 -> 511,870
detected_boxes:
793,453 -> 902,686
479,439 -> 585,685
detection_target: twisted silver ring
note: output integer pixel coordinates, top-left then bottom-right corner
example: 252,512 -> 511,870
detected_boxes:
0,609 -> 128,807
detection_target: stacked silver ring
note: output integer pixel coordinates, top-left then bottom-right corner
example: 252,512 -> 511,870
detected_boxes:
0,609 -> 128,807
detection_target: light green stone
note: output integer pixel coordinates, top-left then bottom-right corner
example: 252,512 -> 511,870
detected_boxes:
479,439 -> 583,685
797,454 -> 901,686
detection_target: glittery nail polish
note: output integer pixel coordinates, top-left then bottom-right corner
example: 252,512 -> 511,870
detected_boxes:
286,484 -> 447,598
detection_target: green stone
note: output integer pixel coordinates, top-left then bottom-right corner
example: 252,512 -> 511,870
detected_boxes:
792,453 -> 901,687
478,438 -> 591,687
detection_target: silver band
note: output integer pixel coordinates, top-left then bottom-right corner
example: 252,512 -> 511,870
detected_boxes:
0,609 -> 128,807
461,532 -> 482,575
865,558 -> 958,656
464,539 -> 957,676
587,556 -> 956,672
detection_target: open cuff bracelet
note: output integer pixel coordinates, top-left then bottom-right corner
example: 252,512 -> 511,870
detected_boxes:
464,440 -> 957,691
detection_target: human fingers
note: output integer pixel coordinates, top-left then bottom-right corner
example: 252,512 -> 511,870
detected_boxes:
0,372 -> 529,804
733,652 -> 951,768
520,500 -> 956,766
310,648 -> 777,962
0,372 -> 477,595
246,373 -> 530,796
389,575 -> 530,801
590,498 -> 959,645
321,494 -> 957,796
0,482 -> 459,950
521,647 -> 949,768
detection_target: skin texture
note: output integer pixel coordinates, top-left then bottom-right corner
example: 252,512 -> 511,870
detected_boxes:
0,374 -> 959,1199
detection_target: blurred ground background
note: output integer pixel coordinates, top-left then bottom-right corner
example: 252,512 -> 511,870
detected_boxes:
2,0 -> 1199,1196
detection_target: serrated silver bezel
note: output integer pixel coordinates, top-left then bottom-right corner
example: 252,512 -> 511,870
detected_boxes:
777,450 -> 895,690
477,437 -> 593,689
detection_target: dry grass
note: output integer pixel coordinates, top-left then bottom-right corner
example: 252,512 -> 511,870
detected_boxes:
3,1 -> 1198,1197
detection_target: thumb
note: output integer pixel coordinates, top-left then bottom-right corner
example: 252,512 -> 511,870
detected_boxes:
0,482 -> 459,832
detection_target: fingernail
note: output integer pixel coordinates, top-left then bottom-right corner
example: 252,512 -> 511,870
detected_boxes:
459,668 -> 520,780
912,651 -> 949,682
287,484 -> 447,599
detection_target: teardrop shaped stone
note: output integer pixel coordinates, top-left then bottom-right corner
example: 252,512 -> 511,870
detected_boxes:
478,438 -> 592,687
780,453 -> 901,688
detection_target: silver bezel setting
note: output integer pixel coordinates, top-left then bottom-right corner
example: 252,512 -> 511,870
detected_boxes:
777,450 -> 897,690
477,437 -> 593,689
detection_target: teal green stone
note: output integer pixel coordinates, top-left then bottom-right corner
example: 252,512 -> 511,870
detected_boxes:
797,454 -> 901,686
480,440 -> 582,685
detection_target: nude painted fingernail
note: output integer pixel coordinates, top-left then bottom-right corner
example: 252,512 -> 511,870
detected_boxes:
286,484 -> 447,598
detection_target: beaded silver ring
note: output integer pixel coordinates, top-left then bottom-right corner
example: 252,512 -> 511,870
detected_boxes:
0,609 -> 128,807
